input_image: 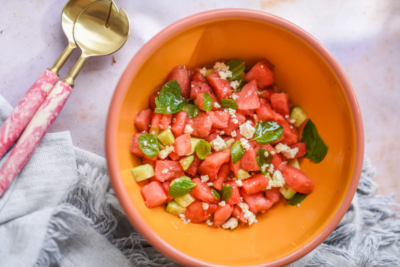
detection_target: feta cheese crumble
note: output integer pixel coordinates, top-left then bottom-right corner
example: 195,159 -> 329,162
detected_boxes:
238,203 -> 257,225
214,62 -> 229,71
231,131 -> 237,137
219,131 -> 225,135
199,67 -> 207,76
166,106 -> 171,113
219,70 -> 233,80
206,219 -> 213,226
224,108 -> 236,117
261,164 -> 269,173
290,119 -> 296,124
267,170 -> 285,189
143,141 -> 148,146
210,135 -> 226,151
285,115 -> 289,119
239,138 -> 250,150
179,214 -> 190,224
267,164 -> 274,174
162,169 -> 169,174
253,114 -> 259,124
202,202 -> 209,210
213,102 -> 221,109
222,217 -> 238,230
232,119 -> 238,124
264,151 -> 269,157
184,124 -> 194,134
230,81 -> 240,90
236,180 -> 243,187
207,182 -> 214,187
219,201 -> 226,206
239,120 -> 255,139
201,175 -> 209,183
158,145 -> 175,159
231,92 -> 239,100
275,143 -> 299,159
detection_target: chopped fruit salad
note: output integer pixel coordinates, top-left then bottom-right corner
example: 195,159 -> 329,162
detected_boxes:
130,59 -> 328,229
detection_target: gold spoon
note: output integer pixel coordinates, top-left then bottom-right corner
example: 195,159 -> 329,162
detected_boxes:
0,0 -> 130,197
0,0 -> 98,159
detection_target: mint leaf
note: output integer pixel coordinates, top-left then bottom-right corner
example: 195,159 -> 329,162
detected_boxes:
184,98 -> 193,104
202,93 -> 213,113
211,188 -> 220,201
230,140 -> 245,164
253,121 -> 283,144
195,139 -> 211,160
221,99 -> 238,110
169,180 -> 196,198
138,134 -> 159,158
155,80 -> 184,114
256,148 -> 273,176
301,120 -> 328,163
222,185 -> 232,201
286,193 -> 307,206
182,104 -> 200,118
226,60 -> 245,81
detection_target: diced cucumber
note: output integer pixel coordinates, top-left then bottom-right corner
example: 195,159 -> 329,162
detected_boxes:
166,201 -> 186,215
149,126 -> 159,135
170,176 -> 191,186
287,158 -> 300,169
131,164 -> 154,182
279,184 -> 297,199
157,128 -> 175,146
180,156 -> 194,171
186,138 -> 201,156
236,169 -> 251,180
290,107 -> 308,127
225,138 -> 235,148
175,193 -> 196,208
205,69 -> 214,77
159,142 -> 165,150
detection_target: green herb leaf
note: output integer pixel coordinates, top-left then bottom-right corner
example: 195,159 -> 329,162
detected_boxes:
155,80 -> 184,114
286,193 -> 307,206
221,99 -> 238,110
182,104 -> 200,118
301,120 -> 328,163
138,134 -> 159,158
202,93 -> 213,113
230,141 -> 245,164
169,180 -> 197,198
195,139 -> 211,160
256,148 -> 274,176
226,60 -> 245,81
222,185 -> 232,201
253,121 -> 284,144
211,188 -> 220,201
184,98 -> 193,104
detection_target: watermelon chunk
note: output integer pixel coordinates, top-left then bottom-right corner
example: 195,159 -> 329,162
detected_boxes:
281,143 -> 307,160
134,109 -> 152,132
213,164 -> 230,190
265,187 -> 281,204
154,160 -> 185,182
240,147 -> 260,172
185,155 -> 201,176
242,174 -> 269,195
141,181 -> 168,208
171,111 -> 188,137
232,205 -> 247,224
174,133 -> 191,156
206,71 -> 232,100
213,204 -> 233,227
204,132 -> 219,143
244,60 -> 274,89
184,199 -> 218,223
190,178 -> 219,204
274,114 -> 298,145
221,110 -> 246,134
130,132 -> 145,158
230,159 -> 241,174
192,70 -> 207,83
282,166 -> 314,194
190,80 -> 213,99
259,89 -> 274,101
241,189 -> 272,214
224,180 -> 241,205
198,150 -> 231,180
235,80 -> 260,110
277,161 -> 287,173
209,110 -> 230,129
165,65 -> 190,98
142,158 -> 155,168
196,93 -> 219,112
187,112 -> 213,138
271,93 -> 290,116
151,113 -> 163,129
159,114 -> 173,130
161,181 -> 174,203
255,98 -> 277,122
168,152 -> 180,161
149,89 -> 161,110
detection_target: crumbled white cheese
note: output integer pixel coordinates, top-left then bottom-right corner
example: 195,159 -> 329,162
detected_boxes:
213,62 -> 229,71
231,131 -> 237,137
253,114 -> 259,124
211,135 -> 226,151
268,164 -> 274,174
213,102 -> 221,109
261,164 -> 269,173
297,204 -> 300,207
172,118 -> 177,123
191,84 -> 194,87
158,145 -> 175,159
207,182 -> 214,187
224,108 -> 236,117
219,201 -> 226,206
232,119 -> 238,124
162,169 -> 169,174
201,175 -> 209,183
202,202 -> 209,210
222,217 -> 238,230
179,214 -> 190,224
220,131 -> 225,135
270,151 -> 275,155
240,138 -> 250,150
184,124 -> 194,134
206,219 -> 213,226
240,197 -> 243,203
199,67 -> 207,76
236,180 -> 243,187
290,119 -> 296,124
285,115 -> 289,119
290,126 -> 293,129
166,106 -> 171,113
264,151 -> 269,157
231,92 -> 239,100
261,65 -> 264,68
230,81 -> 240,90
275,143 -> 299,159
239,120 -> 255,139
238,203 -> 257,225
267,170 -> 286,189
143,141 -> 148,146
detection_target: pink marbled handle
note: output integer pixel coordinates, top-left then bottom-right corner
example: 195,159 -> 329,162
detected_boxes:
0,70 -> 58,158
0,81 -> 72,197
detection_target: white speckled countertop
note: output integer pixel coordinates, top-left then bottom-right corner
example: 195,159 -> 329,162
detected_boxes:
0,0 -> 399,202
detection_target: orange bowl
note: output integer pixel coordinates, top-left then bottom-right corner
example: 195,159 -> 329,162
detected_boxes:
106,9 -> 364,267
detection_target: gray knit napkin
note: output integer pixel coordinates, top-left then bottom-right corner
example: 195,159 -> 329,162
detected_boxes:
0,94 -> 398,267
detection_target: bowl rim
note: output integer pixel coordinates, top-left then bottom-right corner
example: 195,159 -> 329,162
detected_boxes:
106,8 -> 364,267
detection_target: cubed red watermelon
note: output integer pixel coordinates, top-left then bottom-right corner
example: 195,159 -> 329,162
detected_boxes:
282,166 -> 314,194
168,152 -> 180,161
190,80 -> 213,99
187,112 -> 213,138
224,180 -> 241,205
259,89 -> 274,101
271,93 -> 290,116
190,178 -> 219,204
213,204 -> 233,227
159,114 -> 173,130
244,60 -> 274,89
149,89 -> 161,110
230,159 -> 241,174
235,80 -> 260,110
141,181 -> 168,208
242,174 -> 269,195
277,161 -> 287,172
198,150 -> 231,180
232,205 -> 247,224
161,181 -> 174,203
151,113 -> 163,129
192,70 -> 207,83
154,160 -> 185,182
240,147 -> 260,172
142,158 -> 156,168
171,111 -> 188,137
134,109 -> 152,132
196,93 -> 219,112
221,110 -> 246,134
165,65 -> 190,98
281,143 -> 307,160
255,98 -> 277,122
185,155 -> 201,176
265,187 -> 281,204
130,132 -> 145,158
174,133 -> 191,156
206,71 -> 232,100
213,164 -> 230,190
184,199 -> 218,223
209,111 -> 230,128
241,189 -> 272,214
204,132 -> 219,143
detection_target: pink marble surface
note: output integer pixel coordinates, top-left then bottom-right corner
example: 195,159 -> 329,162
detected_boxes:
0,1 -> 398,201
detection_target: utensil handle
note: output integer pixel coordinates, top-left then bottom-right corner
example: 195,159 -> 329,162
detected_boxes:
0,70 -> 58,158
0,81 -> 72,197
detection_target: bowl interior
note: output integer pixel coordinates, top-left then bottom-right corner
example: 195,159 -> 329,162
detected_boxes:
109,17 -> 357,266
